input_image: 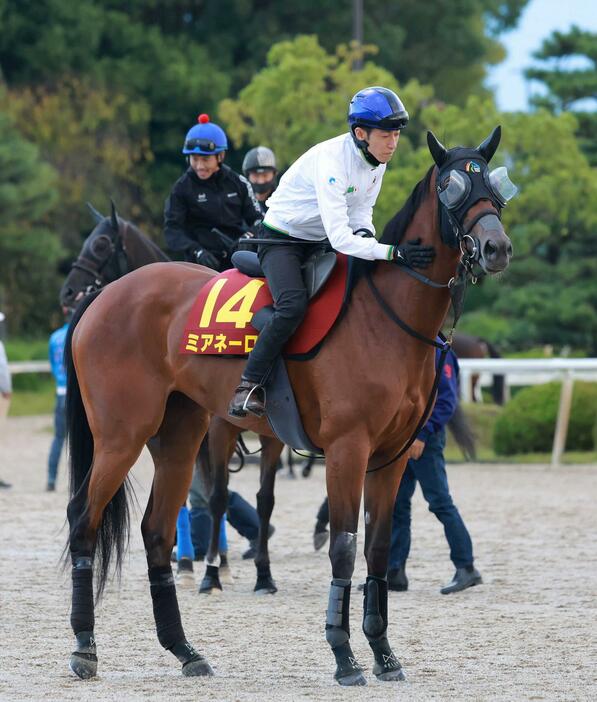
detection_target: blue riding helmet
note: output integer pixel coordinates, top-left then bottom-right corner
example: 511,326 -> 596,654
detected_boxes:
348,87 -> 409,131
182,114 -> 228,155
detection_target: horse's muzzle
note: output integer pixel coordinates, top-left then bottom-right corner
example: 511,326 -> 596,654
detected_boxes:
473,214 -> 513,273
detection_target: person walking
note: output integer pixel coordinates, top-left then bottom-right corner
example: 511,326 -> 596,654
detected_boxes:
46,307 -> 70,491
388,345 -> 482,594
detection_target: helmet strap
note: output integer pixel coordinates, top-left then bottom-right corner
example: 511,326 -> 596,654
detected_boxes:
351,126 -> 381,167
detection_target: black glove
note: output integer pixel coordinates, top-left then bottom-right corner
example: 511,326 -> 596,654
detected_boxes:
391,238 -> 436,269
193,248 -> 220,270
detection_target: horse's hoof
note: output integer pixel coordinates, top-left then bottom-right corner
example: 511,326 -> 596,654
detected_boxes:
182,657 -> 214,677
336,670 -> 368,686
199,580 -> 223,595
219,564 -> 234,585
375,666 -> 406,682
199,565 -> 223,595
69,652 -> 98,679
254,576 -> 278,595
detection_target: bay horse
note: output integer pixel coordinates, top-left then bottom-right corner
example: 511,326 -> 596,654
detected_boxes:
60,202 -> 285,593
64,128 -> 512,685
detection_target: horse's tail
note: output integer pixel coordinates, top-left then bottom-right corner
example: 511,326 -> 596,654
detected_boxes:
447,403 -> 477,461
484,340 -> 505,405
65,291 -> 131,598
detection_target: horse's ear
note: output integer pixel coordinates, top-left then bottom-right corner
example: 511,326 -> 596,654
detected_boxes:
110,199 -> 119,232
477,125 -> 501,163
86,202 -> 104,224
427,131 -> 448,167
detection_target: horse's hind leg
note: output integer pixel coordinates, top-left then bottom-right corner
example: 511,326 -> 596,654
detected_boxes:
144,392 -> 213,676
67,436 -> 146,679
361,458 -> 408,682
253,435 -> 284,594
198,417 -> 237,594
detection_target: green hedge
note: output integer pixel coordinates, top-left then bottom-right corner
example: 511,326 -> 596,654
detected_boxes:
493,382 -> 597,455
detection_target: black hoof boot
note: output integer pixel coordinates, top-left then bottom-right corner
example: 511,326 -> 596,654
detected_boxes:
332,642 -> 367,686
254,564 -> 277,594
171,641 -> 214,677
199,564 -> 223,595
370,637 -> 406,681
69,631 -> 98,679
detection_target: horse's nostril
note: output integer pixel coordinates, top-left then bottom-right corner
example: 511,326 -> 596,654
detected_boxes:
484,240 -> 497,257
507,243 -> 513,257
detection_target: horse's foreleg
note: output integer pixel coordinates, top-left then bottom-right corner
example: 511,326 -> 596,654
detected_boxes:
198,418 -> 236,594
362,458 -> 408,682
253,436 -> 284,594
144,393 -> 213,676
324,439 -> 369,687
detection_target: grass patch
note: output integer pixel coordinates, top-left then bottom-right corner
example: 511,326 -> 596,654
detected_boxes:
8,378 -> 56,416
445,402 -> 596,464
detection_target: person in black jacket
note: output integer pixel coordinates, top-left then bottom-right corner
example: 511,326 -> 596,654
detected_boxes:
164,113 -> 263,272
242,146 -> 278,215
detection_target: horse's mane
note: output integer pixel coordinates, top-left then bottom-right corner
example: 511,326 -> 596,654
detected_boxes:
379,166 -> 434,245
123,219 -> 170,261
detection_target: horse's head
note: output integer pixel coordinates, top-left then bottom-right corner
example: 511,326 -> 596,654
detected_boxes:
427,126 -> 514,274
60,201 -> 128,308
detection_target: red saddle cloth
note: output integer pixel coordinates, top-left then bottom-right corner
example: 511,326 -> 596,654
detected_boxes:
180,254 -> 347,356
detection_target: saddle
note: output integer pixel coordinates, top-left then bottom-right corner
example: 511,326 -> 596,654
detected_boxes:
231,249 -> 337,299
180,250 -> 348,452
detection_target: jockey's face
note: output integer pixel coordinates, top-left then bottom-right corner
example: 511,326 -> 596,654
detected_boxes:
190,154 -> 220,179
247,170 -> 276,201
356,127 -> 400,164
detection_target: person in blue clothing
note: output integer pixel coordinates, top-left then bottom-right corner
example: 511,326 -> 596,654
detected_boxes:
46,307 -> 71,492
387,345 -> 482,594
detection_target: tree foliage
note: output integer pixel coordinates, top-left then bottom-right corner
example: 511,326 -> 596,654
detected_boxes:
6,78 -> 153,249
0,98 -> 63,333
525,26 -> 597,165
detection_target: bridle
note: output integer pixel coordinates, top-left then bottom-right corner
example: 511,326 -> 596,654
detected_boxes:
70,221 -> 129,294
364,162 -> 503,474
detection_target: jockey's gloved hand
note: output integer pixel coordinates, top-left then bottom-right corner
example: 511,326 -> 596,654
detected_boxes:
391,238 -> 436,269
194,248 -> 219,270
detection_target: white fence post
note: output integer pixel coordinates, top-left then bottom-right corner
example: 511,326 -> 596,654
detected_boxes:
550,372 -> 574,469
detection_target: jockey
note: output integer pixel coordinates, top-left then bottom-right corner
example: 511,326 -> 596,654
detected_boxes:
229,86 -> 436,418
164,114 -> 263,272
242,146 -> 278,214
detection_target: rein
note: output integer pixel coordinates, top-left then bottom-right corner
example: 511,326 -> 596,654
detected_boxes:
364,203 -> 496,474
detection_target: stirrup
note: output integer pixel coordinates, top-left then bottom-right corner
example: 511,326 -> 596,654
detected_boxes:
242,383 -> 266,414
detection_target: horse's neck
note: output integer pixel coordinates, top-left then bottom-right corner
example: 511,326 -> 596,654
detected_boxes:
122,224 -> 170,268
370,190 -> 460,349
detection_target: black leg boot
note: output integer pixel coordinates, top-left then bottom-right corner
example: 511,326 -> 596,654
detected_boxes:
363,576 -> 406,681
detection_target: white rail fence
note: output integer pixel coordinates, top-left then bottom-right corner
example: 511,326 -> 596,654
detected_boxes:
459,358 -> 597,467
8,358 -> 597,468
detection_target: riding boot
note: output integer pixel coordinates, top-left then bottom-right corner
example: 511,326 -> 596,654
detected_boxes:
228,378 -> 266,418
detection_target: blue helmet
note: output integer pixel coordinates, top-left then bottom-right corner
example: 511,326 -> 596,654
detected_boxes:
182,114 -> 228,155
348,87 -> 409,131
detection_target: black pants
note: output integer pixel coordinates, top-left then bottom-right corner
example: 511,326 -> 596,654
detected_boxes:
243,230 -> 323,383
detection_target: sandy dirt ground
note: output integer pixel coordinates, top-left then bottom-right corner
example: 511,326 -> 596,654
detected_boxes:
0,415 -> 596,702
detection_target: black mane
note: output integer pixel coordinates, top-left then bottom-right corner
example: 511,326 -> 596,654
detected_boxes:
380,166 -> 434,245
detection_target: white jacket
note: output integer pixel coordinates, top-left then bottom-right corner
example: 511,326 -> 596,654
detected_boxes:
264,133 -> 393,260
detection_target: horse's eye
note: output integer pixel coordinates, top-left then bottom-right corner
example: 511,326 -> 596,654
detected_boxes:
91,237 -> 111,256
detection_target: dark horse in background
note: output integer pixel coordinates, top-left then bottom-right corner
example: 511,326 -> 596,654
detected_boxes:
60,203 -> 285,592
452,332 -> 505,404
63,128 -> 512,685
